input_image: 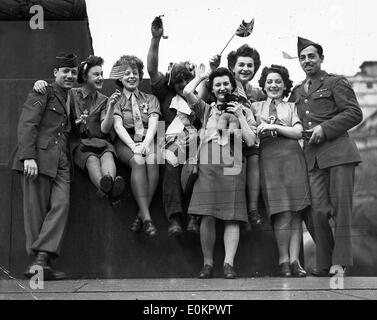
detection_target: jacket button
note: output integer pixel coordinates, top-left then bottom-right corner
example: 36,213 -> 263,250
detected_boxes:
55,141 -> 58,144
304,99 -> 308,103
53,107 -> 56,110
305,110 -> 310,115
58,133 -> 61,136
308,122 -> 312,126
320,94 -> 323,97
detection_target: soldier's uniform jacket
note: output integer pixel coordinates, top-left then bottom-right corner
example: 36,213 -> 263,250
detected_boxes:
12,82 -> 73,178
289,70 -> 363,170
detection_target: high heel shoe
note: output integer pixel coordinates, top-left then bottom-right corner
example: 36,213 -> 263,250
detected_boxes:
279,262 -> 292,277
198,264 -> 213,279
290,260 -> 307,277
143,220 -> 157,236
129,216 -> 143,233
223,263 -> 237,279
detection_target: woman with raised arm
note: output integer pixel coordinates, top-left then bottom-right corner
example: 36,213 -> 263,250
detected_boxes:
253,64 -> 310,277
183,65 -> 256,279
110,55 -> 161,236
33,55 -> 125,206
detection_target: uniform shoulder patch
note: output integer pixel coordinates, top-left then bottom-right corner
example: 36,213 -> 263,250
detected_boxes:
32,100 -> 43,108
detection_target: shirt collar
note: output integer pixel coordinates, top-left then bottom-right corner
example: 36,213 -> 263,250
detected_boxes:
80,86 -> 97,99
306,70 -> 326,82
123,87 -> 140,100
266,97 -> 283,105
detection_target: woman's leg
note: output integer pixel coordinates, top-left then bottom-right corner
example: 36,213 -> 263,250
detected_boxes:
200,216 -> 216,266
100,152 -> 116,179
223,221 -> 240,266
273,211 -> 292,264
145,154 -> 159,206
86,156 -> 102,189
246,155 -> 260,213
289,212 -> 303,263
129,155 -> 152,222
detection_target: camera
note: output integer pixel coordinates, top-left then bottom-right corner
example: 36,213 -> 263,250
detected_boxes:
217,93 -> 242,112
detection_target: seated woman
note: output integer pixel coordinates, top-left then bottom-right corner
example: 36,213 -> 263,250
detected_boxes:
183,66 -> 256,279
32,55 -> 125,205
110,55 -> 161,236
252,65 -> 310,277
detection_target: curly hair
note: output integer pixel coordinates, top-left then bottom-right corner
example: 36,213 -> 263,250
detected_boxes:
208,67 -> 237,94
77,55 -> 104,84
113,55 -> 144,88
258,64 -> 293,98
168,62 -> 195,90
227,44 -> 261,79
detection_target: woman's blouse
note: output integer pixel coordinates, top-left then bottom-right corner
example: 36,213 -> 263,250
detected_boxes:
252,98 -> 301,128
114,88 -> 161,129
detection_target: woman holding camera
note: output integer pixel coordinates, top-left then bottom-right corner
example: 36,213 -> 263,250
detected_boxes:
183,65 -> 256,279
252,65 -> 310,277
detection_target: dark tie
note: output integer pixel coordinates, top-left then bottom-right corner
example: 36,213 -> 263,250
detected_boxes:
268,99 -> 278,122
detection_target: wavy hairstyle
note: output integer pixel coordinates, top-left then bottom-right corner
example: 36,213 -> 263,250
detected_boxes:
208,67 -> 237,96
227,44 -> 261,79
258,64 -> 293,98
113,55 -> 144,88
77,55 -> 104,84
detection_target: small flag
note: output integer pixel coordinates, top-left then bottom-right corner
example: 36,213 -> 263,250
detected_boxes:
235,19 -> 255,37
282,51 -> 297,59
109,64 -> 128,79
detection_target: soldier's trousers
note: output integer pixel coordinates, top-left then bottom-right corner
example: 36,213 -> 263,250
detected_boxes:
162,163 -> 185,219
21,152 -> 71,257
308,163 -> 356,269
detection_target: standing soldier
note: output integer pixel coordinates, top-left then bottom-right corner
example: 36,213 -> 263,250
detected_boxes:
290,37 -> 363,276
11,52 -> 78,280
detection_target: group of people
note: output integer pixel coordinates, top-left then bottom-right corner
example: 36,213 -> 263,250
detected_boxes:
11,17 -> 363,281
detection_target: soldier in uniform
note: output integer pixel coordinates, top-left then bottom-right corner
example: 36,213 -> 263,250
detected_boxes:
11,52 -> 78,280
289,37 -> 363,276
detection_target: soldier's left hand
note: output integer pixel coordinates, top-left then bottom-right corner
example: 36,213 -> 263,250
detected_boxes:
308,125 -> 325,145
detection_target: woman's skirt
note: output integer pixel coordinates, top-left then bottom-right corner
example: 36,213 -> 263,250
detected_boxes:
259,136 -> 310,219
74,139 -> 116,171
187,140 -> 248,222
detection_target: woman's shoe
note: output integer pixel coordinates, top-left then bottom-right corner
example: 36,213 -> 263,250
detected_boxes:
143,220 -> 157,237
290,260 -> 307,277
130,216 -> 143,233
111,176 -> 125,198
198,264 -> 213,279
223,263 -> 237,279
100,174 -> 113,194
279,262 -> 292,277
248,209 -> 263,225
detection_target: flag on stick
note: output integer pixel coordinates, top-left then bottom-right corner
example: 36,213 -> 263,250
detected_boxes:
219,18 -> 255,55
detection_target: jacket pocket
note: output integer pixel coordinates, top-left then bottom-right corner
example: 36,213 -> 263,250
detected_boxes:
46,105 -> 65,115
312,90 -> 332,100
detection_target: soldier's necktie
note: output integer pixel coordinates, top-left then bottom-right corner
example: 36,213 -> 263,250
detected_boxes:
304,79 -> 312,94
131,93 -> 145,142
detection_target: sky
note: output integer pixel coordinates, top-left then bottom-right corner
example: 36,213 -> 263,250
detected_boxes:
86,0 -> 377,85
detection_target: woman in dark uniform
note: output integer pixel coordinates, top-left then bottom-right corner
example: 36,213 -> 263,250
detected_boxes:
183,66 -> 257,279
252,65 -> 310,277
110,55 -> 161,236
33,55 -> 125,205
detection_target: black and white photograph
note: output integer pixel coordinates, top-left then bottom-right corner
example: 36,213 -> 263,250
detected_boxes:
1,0 -> 377,307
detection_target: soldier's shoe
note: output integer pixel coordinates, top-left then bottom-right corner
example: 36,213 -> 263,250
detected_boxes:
24,251 -> 66,280
186,215 -> 200,234
168,215 -> 183,237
